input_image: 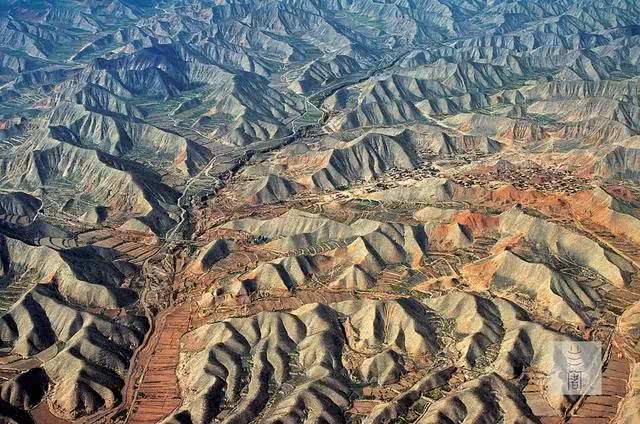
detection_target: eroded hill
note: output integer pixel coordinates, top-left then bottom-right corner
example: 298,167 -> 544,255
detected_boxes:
1,1 -> 640,424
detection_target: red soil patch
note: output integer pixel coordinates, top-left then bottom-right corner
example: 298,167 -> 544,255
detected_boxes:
452,210 -> 500,236
603,185 -> 637,202
128,302 -> 192,424
461,258 -> 496,290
